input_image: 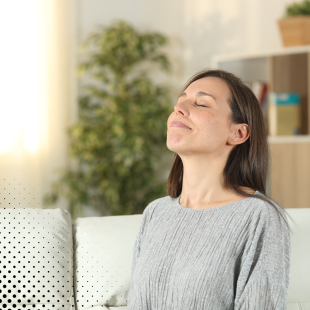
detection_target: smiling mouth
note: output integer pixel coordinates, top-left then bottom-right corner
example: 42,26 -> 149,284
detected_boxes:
170,121 -> 191,129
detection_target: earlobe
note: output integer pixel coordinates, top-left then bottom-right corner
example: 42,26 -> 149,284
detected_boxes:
229,133 -> 237,145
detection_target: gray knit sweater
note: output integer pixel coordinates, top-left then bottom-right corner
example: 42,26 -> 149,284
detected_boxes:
127,190 -> 291,310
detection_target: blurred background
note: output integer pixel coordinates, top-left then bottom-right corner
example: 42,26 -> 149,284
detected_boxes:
1,0 -> 310,222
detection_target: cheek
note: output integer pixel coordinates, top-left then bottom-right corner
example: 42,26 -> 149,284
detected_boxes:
167,112 -> 174,127
197,114 -> 225,139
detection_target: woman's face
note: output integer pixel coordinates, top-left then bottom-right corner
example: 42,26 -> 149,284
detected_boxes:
167,76 -> 236,156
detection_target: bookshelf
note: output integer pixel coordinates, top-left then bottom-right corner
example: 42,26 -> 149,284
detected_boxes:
212,45 -> 310,209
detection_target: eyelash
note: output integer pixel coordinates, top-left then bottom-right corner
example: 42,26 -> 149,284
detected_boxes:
196,103 -> 208,107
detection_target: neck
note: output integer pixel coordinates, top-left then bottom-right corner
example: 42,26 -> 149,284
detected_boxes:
178,153 -> 235,208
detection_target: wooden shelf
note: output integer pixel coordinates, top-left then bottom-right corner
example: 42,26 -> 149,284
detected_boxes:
212,48 -> 310,136
211,44 -> 310,64
212,48 -> 310,209
268,135 -> 310,143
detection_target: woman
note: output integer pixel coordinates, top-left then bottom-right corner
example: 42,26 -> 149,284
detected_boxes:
127,69 -> 293,310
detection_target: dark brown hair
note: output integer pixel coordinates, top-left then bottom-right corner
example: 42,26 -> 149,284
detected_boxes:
166,69 -> 295,233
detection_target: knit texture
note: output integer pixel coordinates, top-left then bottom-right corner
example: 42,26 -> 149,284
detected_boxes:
127,191 -> 291,310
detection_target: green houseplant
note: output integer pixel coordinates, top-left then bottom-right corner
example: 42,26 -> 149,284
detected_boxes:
285,0 -> 310,16
278,0 -> 310,46
44,21 -> 173,221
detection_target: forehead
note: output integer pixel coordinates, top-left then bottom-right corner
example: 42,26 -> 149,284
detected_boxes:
185,76 -> 231,99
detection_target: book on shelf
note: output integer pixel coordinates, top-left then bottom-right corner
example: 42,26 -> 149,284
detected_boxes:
268,92 -> 301,136
247,81 -> 268,117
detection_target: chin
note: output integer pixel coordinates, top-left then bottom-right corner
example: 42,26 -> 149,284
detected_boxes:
167,131 -> 192,154
166,140 -> 177,152
166,140 -> 185,154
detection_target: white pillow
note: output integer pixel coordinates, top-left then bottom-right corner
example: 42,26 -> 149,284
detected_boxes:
0,207 -> 75,309
73,214 -> 142,309
286,208 -> 310,306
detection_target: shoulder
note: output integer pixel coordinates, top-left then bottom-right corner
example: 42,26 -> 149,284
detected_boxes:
251,193 -> 290,234
257,193 -> 287,220
140,195 -> 173,221
144,195 -> 172,214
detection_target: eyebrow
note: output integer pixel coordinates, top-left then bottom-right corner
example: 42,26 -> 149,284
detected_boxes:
179,91 -> 217,102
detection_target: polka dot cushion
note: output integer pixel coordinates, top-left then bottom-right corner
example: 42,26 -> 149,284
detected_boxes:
0,208 -> 75,310
73,214 -> 142,309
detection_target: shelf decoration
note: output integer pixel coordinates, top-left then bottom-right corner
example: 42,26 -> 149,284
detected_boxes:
278,0 -> 310,46
250,81 -> 268,117
268,92 -> 301,136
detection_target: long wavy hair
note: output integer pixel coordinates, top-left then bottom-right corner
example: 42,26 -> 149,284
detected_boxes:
166,69 -> 295,233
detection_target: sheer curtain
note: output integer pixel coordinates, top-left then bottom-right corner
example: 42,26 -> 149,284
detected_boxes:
0,0 -> 77,210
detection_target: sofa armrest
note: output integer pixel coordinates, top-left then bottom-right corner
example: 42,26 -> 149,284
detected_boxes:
1,207 -> 75,309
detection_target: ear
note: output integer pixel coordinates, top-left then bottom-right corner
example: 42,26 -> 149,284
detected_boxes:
227,124 -> 250,145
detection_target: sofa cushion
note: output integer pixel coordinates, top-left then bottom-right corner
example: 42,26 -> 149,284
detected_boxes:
73,214 -> 142,309
286,208 -> 310,309
0,207 -> 75,310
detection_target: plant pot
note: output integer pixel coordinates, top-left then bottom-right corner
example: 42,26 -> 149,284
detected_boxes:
278,16 -> 310,47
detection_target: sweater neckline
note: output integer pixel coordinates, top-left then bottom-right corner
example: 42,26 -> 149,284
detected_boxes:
174,190 -> 259,212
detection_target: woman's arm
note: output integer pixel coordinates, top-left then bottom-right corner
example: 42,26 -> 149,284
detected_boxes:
234,202 -> 291,309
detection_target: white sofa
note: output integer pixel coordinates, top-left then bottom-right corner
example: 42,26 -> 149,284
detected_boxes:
1,206 -> 309,310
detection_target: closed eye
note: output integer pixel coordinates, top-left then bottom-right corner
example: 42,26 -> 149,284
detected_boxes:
196,103 -> 208,107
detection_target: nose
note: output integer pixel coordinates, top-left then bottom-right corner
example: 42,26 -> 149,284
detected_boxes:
174,101 -> 189,116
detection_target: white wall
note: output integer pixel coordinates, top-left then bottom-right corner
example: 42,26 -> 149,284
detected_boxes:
77,0 -> 292,90
0,0 -> 78,213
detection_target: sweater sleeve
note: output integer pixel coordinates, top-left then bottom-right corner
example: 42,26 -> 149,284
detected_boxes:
127,208 -> 148,306
130,198 -> 162,276
234,201 -> 291,310
131,208 -> 148,277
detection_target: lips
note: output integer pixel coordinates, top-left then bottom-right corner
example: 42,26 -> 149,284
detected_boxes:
170,120 -> 191,129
